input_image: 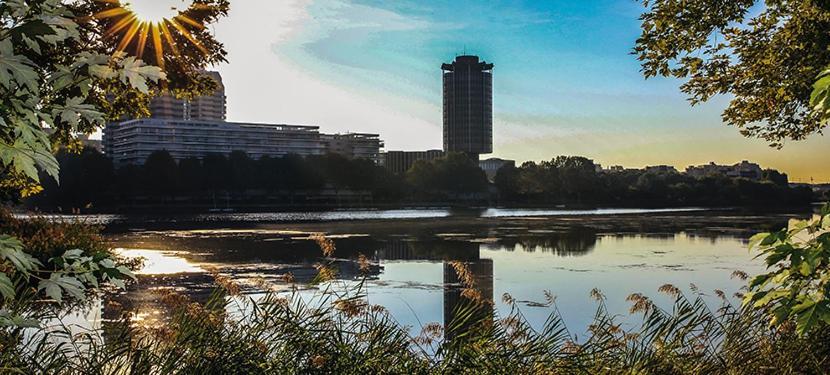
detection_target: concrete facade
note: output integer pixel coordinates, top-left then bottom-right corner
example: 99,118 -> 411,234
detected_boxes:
103,119 -> 325,166
321,133 -> 384,164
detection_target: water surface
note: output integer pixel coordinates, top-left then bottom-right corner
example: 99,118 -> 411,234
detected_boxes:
95,208 -> 793,333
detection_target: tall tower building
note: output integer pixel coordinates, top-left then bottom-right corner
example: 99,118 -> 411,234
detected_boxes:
148,71 -> 226,121
441,55 -> 493,161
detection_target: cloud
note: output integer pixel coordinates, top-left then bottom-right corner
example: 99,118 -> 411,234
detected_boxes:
212,0 -> 442,150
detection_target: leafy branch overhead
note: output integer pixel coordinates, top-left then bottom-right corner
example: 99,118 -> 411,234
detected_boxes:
0,0 -> 228,195
636,0 -> 830,147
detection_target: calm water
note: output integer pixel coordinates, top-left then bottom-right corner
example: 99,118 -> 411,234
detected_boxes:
18,207 -> 707,225
64,207 -> 800,335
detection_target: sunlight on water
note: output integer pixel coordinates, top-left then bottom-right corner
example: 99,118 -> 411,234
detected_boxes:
116,248 -> 204,275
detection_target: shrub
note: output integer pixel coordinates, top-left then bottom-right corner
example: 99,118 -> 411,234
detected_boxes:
745,204 -> 830,335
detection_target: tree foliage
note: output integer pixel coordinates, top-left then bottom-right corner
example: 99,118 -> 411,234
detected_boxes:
493,156 -> 811,207
406,152 -> 489,198
0,0 -> 228,196
635,0 -> 830,146
745,204 -> 830,335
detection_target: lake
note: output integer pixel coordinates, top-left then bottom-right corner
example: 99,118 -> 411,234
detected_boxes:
60,207 -> 807,336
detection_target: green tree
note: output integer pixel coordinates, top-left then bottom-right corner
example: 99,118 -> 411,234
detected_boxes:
406,153 -> 488,198
635,0 -> 830,146
494,163 -> 520,201
551,156 -> 598,203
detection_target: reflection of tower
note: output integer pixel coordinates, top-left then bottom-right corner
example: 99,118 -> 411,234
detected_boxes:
443,258 -> 494,339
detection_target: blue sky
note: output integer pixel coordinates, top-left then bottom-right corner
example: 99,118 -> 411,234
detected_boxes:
210,0 -> 830,182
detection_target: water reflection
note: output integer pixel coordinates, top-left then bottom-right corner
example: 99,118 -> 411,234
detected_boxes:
101,225 -> 766,336
443,259 -> 494,339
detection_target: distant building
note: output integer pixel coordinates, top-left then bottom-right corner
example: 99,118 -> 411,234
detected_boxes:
685,161 -> 763,180
791,183 -> 830,194
382,150 -> 445,175
43,129 -> 102,151
645,165 -> 679,174
78,134 -> 102,151
479,158 -> 515,181
321,133 -> 384,164
442,55 -> 493,160
148,71 -> 226,121
103,119 -> 325,166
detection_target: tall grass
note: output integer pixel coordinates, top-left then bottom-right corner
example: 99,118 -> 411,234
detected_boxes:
6,278 -> 829,374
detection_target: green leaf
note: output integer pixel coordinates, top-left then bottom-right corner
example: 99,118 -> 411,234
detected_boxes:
119,56 -> 165,94
748,232 -> 770,251
0,235 -> 42,274
98,258 -> 116,269
62,248 -> 84,259
0,39 -> 40,93
52,96 -> 105,128
748,273 -> 771,289
116,265 -> 136,281
753,289 -> 789,308
0,309 -> 40,328
795,302 -> 820,336
0,138 -> 60,183
0,273 -> 15,300
37,274 -> 87,303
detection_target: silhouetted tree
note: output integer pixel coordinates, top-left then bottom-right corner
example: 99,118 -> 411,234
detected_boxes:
494,164 -> 520,201
178,157 -> 204,193
203,153 -> 230,192
142,150 -> 179,198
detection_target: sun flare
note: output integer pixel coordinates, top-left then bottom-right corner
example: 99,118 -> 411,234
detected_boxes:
92,0 -> 210,70
123,0 -> 185,23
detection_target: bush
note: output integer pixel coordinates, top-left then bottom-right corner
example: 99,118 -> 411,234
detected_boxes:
745,204 -> 830,335
0,208 -> 135,324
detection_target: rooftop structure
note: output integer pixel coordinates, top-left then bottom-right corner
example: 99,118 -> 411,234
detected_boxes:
479,158 -> 515,181
685,161 -> 763,180
321,133 -> 384,164
149,71 -> 226,121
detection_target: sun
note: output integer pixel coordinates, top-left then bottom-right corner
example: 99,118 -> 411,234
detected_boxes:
123,0 -> 185,23
91,0 -> 210,70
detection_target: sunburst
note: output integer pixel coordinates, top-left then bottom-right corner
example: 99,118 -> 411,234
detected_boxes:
91,0 -> 211,70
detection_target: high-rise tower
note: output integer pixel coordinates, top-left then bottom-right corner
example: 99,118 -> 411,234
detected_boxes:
148,71 -> 226,121
441,55 -> 493,160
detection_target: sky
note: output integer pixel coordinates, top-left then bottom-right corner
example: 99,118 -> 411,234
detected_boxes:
202,0 -> 830,182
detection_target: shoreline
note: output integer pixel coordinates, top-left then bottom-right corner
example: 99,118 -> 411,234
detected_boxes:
89,208 -> 811,239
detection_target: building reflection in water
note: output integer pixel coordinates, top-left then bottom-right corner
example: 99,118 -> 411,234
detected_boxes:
103,228 -> 598,337
443,257 -> 494,339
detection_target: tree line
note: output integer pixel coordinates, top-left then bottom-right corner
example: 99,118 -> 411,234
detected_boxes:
25,149 -> 814,212
494,156 -> 813,207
